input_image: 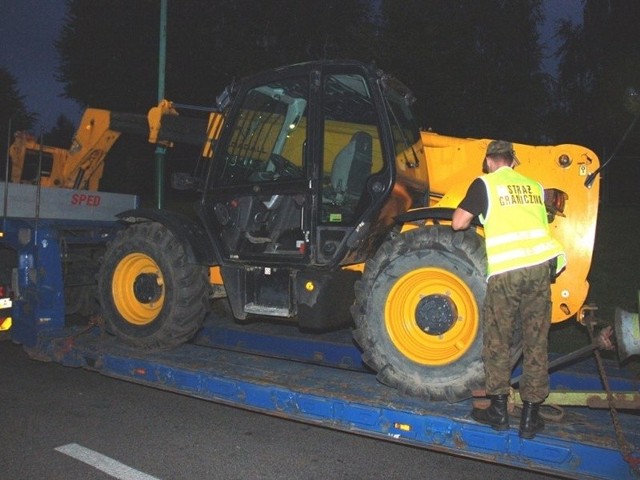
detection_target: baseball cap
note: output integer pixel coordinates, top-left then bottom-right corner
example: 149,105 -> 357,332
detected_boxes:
486,140 -> 520,166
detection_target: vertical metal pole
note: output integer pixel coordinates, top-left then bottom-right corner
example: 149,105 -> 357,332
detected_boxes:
3,118 -> 12,225
155,0 -> 168,209
34,130 -> 44,245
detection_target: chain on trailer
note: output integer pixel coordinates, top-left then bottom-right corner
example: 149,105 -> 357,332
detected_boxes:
584,311 -> 640,474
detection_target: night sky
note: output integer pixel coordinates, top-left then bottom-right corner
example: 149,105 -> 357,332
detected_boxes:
1,0 -> 81,131
1,0 -> 582,132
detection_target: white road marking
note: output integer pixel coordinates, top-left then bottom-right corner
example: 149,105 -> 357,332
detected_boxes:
55,443 -> 162,480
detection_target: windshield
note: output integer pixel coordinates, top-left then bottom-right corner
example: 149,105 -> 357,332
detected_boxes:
214,76 -> 309,186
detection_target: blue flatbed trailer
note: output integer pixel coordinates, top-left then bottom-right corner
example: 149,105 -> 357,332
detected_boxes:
2,184 -> 639,480
15,312 -> 640,480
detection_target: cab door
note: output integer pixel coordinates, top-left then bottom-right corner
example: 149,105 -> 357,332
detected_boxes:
314,70 -> 389,266
203,73 -> 312,264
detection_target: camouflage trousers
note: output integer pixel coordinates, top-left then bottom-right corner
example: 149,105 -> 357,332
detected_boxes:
482,262 -> 552,403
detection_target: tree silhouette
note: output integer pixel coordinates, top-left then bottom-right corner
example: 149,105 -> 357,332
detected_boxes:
56,0 -> 158,112
56,0 -> 374,112
554,0 -> 640,148
376,0 -> 547,142
553,0 -> 640,203
43,114 -> 77,148
0,67 -> 37,170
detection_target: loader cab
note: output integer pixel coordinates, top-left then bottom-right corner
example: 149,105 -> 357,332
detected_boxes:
200,61 -> 424,270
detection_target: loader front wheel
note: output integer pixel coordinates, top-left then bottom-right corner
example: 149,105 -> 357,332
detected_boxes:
98,222 -> 209,350
353,226 -> 509,402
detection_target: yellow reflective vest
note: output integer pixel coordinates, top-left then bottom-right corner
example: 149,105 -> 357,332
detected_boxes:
479,167 -> 566,278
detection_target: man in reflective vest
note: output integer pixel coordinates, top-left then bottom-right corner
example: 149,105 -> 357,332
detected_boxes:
452,140 -> 565,439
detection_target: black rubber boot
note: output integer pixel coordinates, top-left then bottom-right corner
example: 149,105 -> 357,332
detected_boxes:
471,394 -> 509,431
519,401 -> 544,439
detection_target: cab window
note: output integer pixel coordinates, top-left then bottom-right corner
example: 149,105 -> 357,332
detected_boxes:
321,73 -> 383,224
217,77 -> 308,186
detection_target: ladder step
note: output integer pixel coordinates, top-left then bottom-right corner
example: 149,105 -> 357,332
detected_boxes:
244,303 -> 290,317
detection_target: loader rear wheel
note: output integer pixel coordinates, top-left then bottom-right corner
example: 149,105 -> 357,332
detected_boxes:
353,225 -> 520,402
98,222 -> 209,350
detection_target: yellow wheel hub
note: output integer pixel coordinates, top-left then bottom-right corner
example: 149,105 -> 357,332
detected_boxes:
385,267 -> 479,366
112,253 -> 165,326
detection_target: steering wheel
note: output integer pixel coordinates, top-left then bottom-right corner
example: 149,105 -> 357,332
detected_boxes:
269,154 -> 303,179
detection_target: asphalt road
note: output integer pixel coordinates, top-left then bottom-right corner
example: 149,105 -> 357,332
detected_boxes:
0,338 -> 558,480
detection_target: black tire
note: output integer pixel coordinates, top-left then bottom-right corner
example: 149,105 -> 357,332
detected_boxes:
65,285 -> 99,317
62,246 -> 103,317
98,222 -> 209,350
352,225 -> 521,402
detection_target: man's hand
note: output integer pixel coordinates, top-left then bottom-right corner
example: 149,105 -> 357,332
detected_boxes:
452,207 -> 474,230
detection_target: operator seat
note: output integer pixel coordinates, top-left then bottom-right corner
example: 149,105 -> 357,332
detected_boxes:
330,131 -> 373,205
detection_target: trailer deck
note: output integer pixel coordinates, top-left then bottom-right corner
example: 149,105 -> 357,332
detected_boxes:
22,312 -> 640,480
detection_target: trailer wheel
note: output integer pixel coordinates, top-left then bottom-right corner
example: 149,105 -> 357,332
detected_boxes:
98,222 -> 209,350
65,285 -> 99,316
352,225 -> 521,402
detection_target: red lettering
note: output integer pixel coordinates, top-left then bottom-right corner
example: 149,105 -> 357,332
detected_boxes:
70,193 -> 101,206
